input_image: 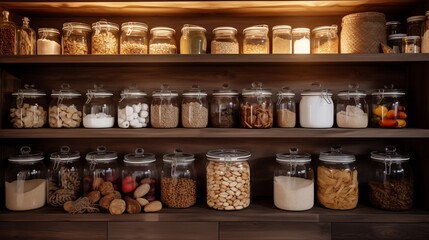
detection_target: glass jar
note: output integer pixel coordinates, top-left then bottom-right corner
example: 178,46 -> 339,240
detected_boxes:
387,34 -> 406,53
274,148 -> 313,211
210,83 -> 240,128
0,10 -> 17,55
211,26 -> 239,54
10,84 -> 47,128
182,85 -> 208,128
272,25 -> 292,54
37,28 -> 61,55
276,87 -> 296,128
118,87 -> 149,128
149,27 -> 177,54
242,24 -> 269,54
311,25 -> 338,54
180,24 -> 207,54
150,84 -> 179,128
422,11 -> 429,53
83,84 -> 115,128
122,148 -> 158,202
18,17 -> 36,55
161,149 -> 197,208
407,16 -> 425,37
369,146 -> 413,211
386,21 -> 403,36
299,83 -> 333,128
317,146 -> 358,210
292,28 -> 310,54
241,82 -> 273,128
206,149 -> 251,211
371,86 -> 407,128
49,83 -> 82,128
91,19 -> 119,54
120,22 -> 148,54
402,36 -> 421,53
62,22 -> 91,55
336,85 -> 368,128
47,146 -> 82,207
5,146 -> 47,211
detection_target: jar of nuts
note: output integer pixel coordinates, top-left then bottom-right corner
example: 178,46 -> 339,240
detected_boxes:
242,24 -> 269,54
120,22 -> 148,54
149,27 -> 177,54
211,26 -> 239,54
241,82 -> 273,128
91,19 -> 119,54
10,84 -> 47,128
210,83 -> 240,128
118,87 -> 149,128
62,22 -> 91,55
83,84 -> 115,128
49,84 -> 82,128
151,84 -> 179,128
182,85 -> 208,128
276,87 -> 296,128
206,149 -> 251,211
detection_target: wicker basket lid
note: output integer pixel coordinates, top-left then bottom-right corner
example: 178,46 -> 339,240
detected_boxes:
342,12 -> 385,24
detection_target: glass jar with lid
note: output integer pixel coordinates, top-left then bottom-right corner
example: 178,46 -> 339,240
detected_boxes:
387,34 -> 406,53
299,82 -> 333,128
242,24 -> 269,54
180,24 -> 207,54
122,148 -> 158,202
91,19 -> 119,54
336,84 -> 368,128
18,17 -> 36,55
407,16 -> 425,37
211,26 -> 239,54
206,149 -> 251,211
241,81 -> 273,128
37,28 -> 61,55
120,22 -> 148,54
149,27 -> 177,54
0,10 -> 17,55
210,83 -> 240,128
118,86 -> 149,128
182,85 -> 208,128
274,148 -> 314,211
371,85 -> 407,128
49,83 -> 82,128
161,149 -> 197,208
272,25 -> 292,54
317,146 -> 358,210
83,84 -> 115,128
47,146 -> 82,207
10,84 -> 47,128
402,36 -> 421,53
292,28 -> 310,54
151,84 -> 179,128
5,146 -> 47,211
276,87 -> 296,128
62,22 -> 91,55
422,11 -> 429,53
311,25 -> 339,54
386,21 -> 403,36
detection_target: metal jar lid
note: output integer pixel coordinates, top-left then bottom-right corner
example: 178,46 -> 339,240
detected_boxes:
9,146 -> 44,163
206,149 -> 251,162
276,148 -> 311,163
50,146 -> 80,162
407,16 -> 425,23
12,84 -> 46,97
242,81 -> 272,96
371,145 -> 409,162
163,149 -> 195,163
124,148 -> 156,164
301,82 -> 332,96
85,146 -> 118,162
319,146 -> 355,163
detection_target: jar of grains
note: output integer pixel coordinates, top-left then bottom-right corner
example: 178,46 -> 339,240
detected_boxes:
149,27 -> 177,54
161,149 -> 197,208
242,24 -> 269,54
0,10 -> 17,55
311,25 -> 339,54
10,84 -> 47,128
387,34 -> 406,53
122,148 -> 158,202
402,36 -> 421,53
272,25 -> 292,54
62,22 -> 91,55
5,146 -> 47,211
37,28 -> 61,55
317,146 -> 358,210
180,24 -> 207,54
206,149 -> 251,211
336,84 -> 368,128
276,87 -> 296,128
18,17 -> 36,55
371,85 -> 407,128
407,16 -> 425,37
422,11 -> 429,53
299,82 -> 333,128
49,83 -> 82,128
274,148 -> 314,211
118,87 -> 149,128
241,82 -> 273,128
120,22 -> 148,54
91,19 -> 119,54
386,21 -> 403,36
151,85 -> 179,128
292,28 -> 310,54
210,83 -> 240,128
211,26 -> 239,54
47,146 -> 82,207
83,84 -> 115,128
182,85 -> 208,128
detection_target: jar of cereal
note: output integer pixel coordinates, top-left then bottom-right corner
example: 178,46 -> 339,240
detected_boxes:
242,24 -> 269,54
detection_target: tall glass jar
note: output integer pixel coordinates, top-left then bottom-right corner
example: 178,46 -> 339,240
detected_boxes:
311,25 -> 339,54
120,22 -> 148,54
241,82 -> 273,128
407,16 -> 425,37
210,83 -> 240,128
49,83 -> 82,128
118,87 -> 149,128
10,84 -> 47,128
272,25 -> 292,54
242,24 -> 269,54
336,85 -> 368,128
299,83 -> 333,128
151,84 -> 179,128
211,26 -> 239,54
91,19 -> 119,54
292,28 -> 310,54
149,27 -> 177,54
18,17 -> 36,55
276,87 -> 296,128
62,22 -> 91,55
371,86 -> 407,128
83,84 -> 115,128
0,10 -> 17,55
422,11 -> 429,53
37,28 -> 61,55
161,149 -> 197,208
182,85 -> 208,128
180,24 -> 207,54
47,146 -> 82,207
206,149 -> 251,211
274,148 -> 313,211
5,146 -> 47,211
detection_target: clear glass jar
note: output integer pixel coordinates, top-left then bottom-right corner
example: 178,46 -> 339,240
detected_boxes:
37,28 -> 61,55
292,28 -> 310,54
299,83 -> 333,128
91,19 -> 119,54
210,83 -> 240,128
182,85 -> 208,128
241,82 -> 273,128
422,11 -> 429,53
150,85 -> 179,128
369,146 -> 413,211
402,36 -> 421,53
387,34 -> 406,53
386,21 -> 403,36
206,149 -> 251,211
62,22 -> 91,55
5,146 -> 47,211
149,27 -> 177,54
83,84 -> 115,128
0,10 -> 17,55
211,26 -> 239,54
47,146 -> 82,207
371,86 -> 407,128
274,148 -> 313,211
161,149 -> 197,208
276,87 -> 296,128
242,24 -> 269,54
122,148 -> 158,202
317,146 -> 358,210
49,83 -> 82,128
311,25 -> 338,54
407,16 -> 425,37
18,17 -> 36,55
120,22 -> 148,54
336,85 -> 368,128
118,87 -> 149,128
10,84 -> 47,128
272,25 -> 292,54
180,24 -> 207,54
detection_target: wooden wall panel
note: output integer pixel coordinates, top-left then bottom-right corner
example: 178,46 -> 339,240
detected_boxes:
332,223 -> 429,240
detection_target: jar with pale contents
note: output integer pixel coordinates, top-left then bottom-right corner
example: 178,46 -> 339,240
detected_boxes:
211,26 -> 239,54
336,85 -> 368,128
299,83 -> 333,128
118,87 -> 149,128
49,83 -> 82,128
311,25 -> 338,54
292,28 -> 310,54
151,84 -> 179,128
276,87 -> 296,128
91,19 -> 119,54
62,22 -> 91,55
180,24 -> 207,54
149,27 -> 177,54
241,82 -> 273,128
120,22 -> 148,54
37,28 -> 61,55
10,84 -> 47,128
83,84 -> 115,128
272,25 -> 292,54
182,85 -> 208,128
242,24 -> 269,54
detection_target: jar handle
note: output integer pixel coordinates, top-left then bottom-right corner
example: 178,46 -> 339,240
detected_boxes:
135,148 -> 144,157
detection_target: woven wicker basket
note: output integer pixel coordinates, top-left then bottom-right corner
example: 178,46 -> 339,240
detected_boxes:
341,12 -> 386,53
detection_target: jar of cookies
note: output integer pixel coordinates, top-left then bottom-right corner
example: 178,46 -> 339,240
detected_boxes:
10,84 -> 47,128
240,82 -> 273,128
49,83 -> 82,128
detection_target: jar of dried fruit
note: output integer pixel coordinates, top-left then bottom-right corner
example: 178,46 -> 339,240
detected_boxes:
182,85 -> 208,128
150,84 -> 179,128
210,83 -> 240,128
336,84 -> 368,128
242,24 -> 269,54
120,22 -> 148,54
276,87 -> 296,128
62,22 -> 91,55
241,82 -> 273,128
371,85 -> 407,128
10,84 -> 47,128
91,19 -> 119,54
149,27 -> 177,54
49,83 -> 82,128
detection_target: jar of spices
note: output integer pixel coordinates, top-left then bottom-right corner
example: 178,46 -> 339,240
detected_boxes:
91,19 -> 119,54
49,83 -> 82,128
62,22 -> 91,55
118,87 -> 149,128
37,28 -> 61,55
242,24 -> 269,54
386,21 -> 403,36
5,146 -> 47,211
83,84 -> 115,128
317,146 -> 358,210
206,149 -> 251,211
274,148 -> 314,211
10,84 -> 47,128
371,85 -> 407,128
120,22 -> 148,54
18,17 -> 36,55
150,84 -> 179,128
311,25 -> 339,54
161,149 -> 197,208
47,146 -> 82,207
149,27 -> 177,54
276,87 -> 296,128
272,25 -> 292,54
241,82 -> 273,128
422,11 -> 429,53
387,34 -> 406,53
336,84 -> 368,128
211,26 -> 239,54
407,16 -> 425,36
402,36 -> 421,53
299,83 -> 333,128
292,28 -> 310,54
0,10 -> 17,55
180,24 -> 207,54
210,83 -> 240,128
369,146 -> 413,211
182,85 -> 208,128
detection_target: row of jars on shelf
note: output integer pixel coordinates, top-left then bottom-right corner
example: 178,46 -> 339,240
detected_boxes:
5,145 -> 413,212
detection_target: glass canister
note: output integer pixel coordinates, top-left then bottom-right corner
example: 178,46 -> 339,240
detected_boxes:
211,26 -> 239,54
386,21 -> 403,36
18,17 -> 36,55
62,22 -> 91,55
299,83 -> 333,128
276,87 -> 296,128
150,84 -> 179,128
292,28 -> 310,54
387,34 -> 406,53
206,149 -> 251,211
210,83 -> 240,128
407,16 -> 425,37
182,85 -> 208,128
369,146 -> 413,211
0,10 -> 17,55
180,24 -> 207,54
149,27 -> 177,54
37,28 -> 61,55
49,83 -> 82,128
5,146 -> 47,211
422,11 -> 429,53
272,25 -> 292,54
83,84 -> 115,128
91,19 -> 119,54
241,82 -> 273,128
118,87 -> 149,128
274,148 -> 314,211
317,146 -> 358,210
402,36 -> 421,53
371,86 -> 407,128
122,148 -> 158,202
120,22 -> 148,54
311,25 -> 339,54
242,24 -> 269,54
47,146 -> 82,207
10,84 -> 47,128
161,149 -> 197,208
336,85 -> 368,128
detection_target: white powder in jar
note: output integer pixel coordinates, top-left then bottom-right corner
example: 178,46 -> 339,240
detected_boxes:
83,113 -> 114,128
299,94 -> 334,128
6,179 -> 47,211
336,105 -> 368,128
37,39 -> 60,55
274,176 -> 314,211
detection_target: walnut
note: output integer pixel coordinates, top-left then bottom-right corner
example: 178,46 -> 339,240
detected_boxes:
99,193 -> 115,210
126,198 -> 141,214
109,199 -> 126,215
86,190 -> 101,204
99,181 -> 114,196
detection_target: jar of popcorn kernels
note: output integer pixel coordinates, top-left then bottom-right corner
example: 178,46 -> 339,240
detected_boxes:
10,84 -> 47,128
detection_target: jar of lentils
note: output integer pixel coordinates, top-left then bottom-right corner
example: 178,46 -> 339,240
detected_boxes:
150,84 -> 179,128
210,83 -> 240,128
49,83 -> 82,128
91,19 -> 119,54
182,85 -> 208,128
149,27 -> 177,54
10,84 -> 47,128
211,26 -> 239,54
241,82 -> 273,128
120,22 -> 148,54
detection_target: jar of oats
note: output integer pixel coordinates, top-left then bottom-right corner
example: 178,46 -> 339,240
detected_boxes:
62,22 -> 91,55
242,24 -> 269,54
181,85 -> 208,128
49,83 -> 82,128
149,27 -> 177,54
91,19 -> 119,54
211,26 -> 239,54
151,85 -> 179,128
120,22 -> 148,54
276,87 -> 296,128
10,84 -> 47,128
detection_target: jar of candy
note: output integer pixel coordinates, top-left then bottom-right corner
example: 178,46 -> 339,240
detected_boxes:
10,84 -> 47,128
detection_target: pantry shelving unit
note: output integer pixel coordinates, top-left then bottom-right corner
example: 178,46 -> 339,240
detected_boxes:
1,1 -> 429,240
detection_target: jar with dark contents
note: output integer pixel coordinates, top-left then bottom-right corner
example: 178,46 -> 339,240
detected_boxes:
210,84 -> 240,128
387,34 -> 406,53
386,21 -> 403,36
241,82 -> 273,128
0,10 -> 17,55
371,85 -> 407,128
407,16 -> 425,37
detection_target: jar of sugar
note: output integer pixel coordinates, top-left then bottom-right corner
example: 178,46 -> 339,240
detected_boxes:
118,87 -> 149,128
37,27 -> 61,55
299,82 -> 333,128
83,84 -> 115,128
336,84 -> 368,128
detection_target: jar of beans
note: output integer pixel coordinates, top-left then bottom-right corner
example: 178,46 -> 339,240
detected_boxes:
182,85 -> 208,128
210,83 -> 240,128
10,84 -> 47,128
151,84 -> 179,128
49,83 -> 82,128
241,81 -> 273,128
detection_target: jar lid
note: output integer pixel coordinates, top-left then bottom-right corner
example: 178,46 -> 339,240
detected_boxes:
206,149 -> 251,162
85,146 -> 118,162
403,36 -> 421,41
50,146 -> 80,162
150,27 -> 175,34
242,81 -> 272,96
301,82 -> 332,96
121,22 -> 148,31
388,34 -> 407,40
272,25 -> 292,31
163,149 -> 195,163
120,87 -> 147,98
319,146 -> 355,163
386,21 -> 402,25
371,85 -> 405,96
426,10 -> 429,17
312,25 -> 338,32
407,16 -> 425,22
371,145 -> 409,162
92,19 -> 119,31
62,22 -> 91,32
181,24 -> 206,33
124,148 -> 156,164
276,148 -> 311,163
277,87 -> 295,97
86,84 -> 113,97
212,26 -> 237,34
337,84 -> 366,97
152,84 -> 178,97
9,146 -> 44,163
38,27 -> 60,35
12,84 -> 46,96
292,28 -> 310,34
243,24 -> 269,34
182,84 -> 207,96
51,83 -> 81,97
212,83 -> 238,96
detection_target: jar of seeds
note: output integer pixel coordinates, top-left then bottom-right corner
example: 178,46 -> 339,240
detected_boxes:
241,82 -> 273,128
181,85 -> 208,128
49,83 -> 82,128
62,22 -> 91,55
210,83 -> 240,128
91,19 -> 119,54
211,26 -> 239,54
149,27 -> 177,54
151,84 -> 179,128
120,22 -> 148,54
242,24 -> 269,54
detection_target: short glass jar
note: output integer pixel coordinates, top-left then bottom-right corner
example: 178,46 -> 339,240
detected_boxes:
241,82 -> 273,128
91,19 -> 119,54
118,87 -> 149,128
150,85 -> 179,128
387,34 -> 406,53
10,84 -> 47,128
299,83 -> 333,128
276,87 -> 296,128
211,26 -> 239,54
272,25 -> 292,54
180,24 -> 207,54
386,21 -> 403,36
37,28 -> 61,55
371,86 -> 407,128
182,85 -> 208,128
311,25 -> 338,54
149,27 -> 177,54
62,22 -> 91,55
83,84 -> 115,128
49,83 -> 82,128
210,84 -> 240,128
292,28 -> 310,54
120,22 -> 148,54
407,16 -> 425,37
336,85 -> 368,128
402,36 -> 421,53
242,24 -> 269,54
